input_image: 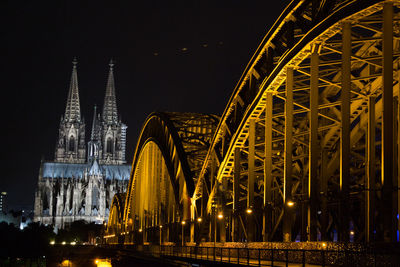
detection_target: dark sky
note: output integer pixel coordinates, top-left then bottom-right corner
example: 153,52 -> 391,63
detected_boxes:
1,0 -> 289,210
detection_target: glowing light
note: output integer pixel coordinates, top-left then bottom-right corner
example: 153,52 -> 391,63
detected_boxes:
287,201 -> 295,207
61,260 -> 71,266
322,242 -> 327,248
217,213 -> 224,219
104,234 -> 115,238
159,225 -> 163,228
95,259 -> 112,267
50,240 -> 55,245
350,230 -> 355,235
197,217 -> 202,222
181,221 -> 186,225
62,241 -> 66,245
246,208 -> 253,214
139,229 -> 142,232
95,259 -> 99,264
70,241 -> 76,245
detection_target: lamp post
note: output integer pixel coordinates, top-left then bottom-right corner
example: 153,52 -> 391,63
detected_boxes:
212,205 -> 216,261
159,225 -> 162,245
181,220 -> 186,247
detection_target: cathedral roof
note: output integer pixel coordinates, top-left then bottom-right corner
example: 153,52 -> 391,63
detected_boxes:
88,159 -> 102,176
42,162 -> 131,180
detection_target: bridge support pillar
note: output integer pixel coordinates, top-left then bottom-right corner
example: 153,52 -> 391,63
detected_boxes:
308,44 -> 319,241
190,221 -> 195,243
320,150 -> 329,241
219,217 -> 226,242
232,147 -> 240,242
209,154 -> 217,242
382,1 -> 395,243
247,119 -> 256,242
366,96 -> 376,242
263,92 -> 273,242
166,223 -> 170,242
340,21 -> 351,242
393,97 -> 398,242
398,90 -> 400,240
283,67 -> 293,242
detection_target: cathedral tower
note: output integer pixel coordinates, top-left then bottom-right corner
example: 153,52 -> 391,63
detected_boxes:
55,58 -> 86,163
99,60 -> 127,165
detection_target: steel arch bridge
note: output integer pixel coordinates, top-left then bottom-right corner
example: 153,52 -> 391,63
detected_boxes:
106,0 -> 400,245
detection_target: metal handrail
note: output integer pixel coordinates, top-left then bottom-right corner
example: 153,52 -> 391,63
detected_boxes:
156,244 -> 395,267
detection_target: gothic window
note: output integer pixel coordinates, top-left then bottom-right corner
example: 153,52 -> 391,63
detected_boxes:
92,186 -> 99,209
69,136 -> 75,152
106,137 -> 112,153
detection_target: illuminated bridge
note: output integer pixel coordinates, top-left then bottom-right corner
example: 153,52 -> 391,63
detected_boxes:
105,0 -> 400,261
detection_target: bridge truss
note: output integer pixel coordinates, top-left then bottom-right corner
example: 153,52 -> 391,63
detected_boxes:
106,0 -> 400,245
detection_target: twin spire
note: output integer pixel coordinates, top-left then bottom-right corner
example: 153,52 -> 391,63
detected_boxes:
64,58 -> 81,122
64,58 -> 118,125
102,59 -> 118,124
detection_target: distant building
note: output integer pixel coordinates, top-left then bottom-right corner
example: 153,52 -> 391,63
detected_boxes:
0,192 -> 7,213
34,59 -> 130,230
0,209 -> 34,230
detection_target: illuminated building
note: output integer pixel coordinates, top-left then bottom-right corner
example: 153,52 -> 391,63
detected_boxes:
34,59 -> 130,229
0,192 -> 7,213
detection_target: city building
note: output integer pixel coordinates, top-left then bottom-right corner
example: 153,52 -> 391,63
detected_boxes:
34,59 -> 130,230
0,192 -> 7,213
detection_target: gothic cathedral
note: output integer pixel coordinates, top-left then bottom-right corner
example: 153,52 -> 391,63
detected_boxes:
34,59 -> 130,229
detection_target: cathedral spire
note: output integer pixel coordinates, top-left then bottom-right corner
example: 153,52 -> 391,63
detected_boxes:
88,105 -> 101,162
102,59 -> 118,124
64,58 -> 81,122
90,105 -> 98,141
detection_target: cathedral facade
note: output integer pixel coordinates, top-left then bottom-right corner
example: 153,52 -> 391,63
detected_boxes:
34,59 -> 131,229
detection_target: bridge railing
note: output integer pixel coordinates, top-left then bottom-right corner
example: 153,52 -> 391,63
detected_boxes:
157,244 -> 398,267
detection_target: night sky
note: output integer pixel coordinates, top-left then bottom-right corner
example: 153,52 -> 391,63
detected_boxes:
2,0 -> 289,210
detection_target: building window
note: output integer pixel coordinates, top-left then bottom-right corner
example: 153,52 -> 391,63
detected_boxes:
69,136 -> 75,152
106,137 -> 112,153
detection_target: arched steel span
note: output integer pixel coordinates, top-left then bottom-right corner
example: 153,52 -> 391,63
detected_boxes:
120,112 -> 218,243
107,0 -> 400,245
104,193 -> 125,244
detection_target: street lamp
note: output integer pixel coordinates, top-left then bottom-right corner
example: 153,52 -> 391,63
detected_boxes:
159,225 -> 163,245
287,201 -> 295,207
246,208 -> 253,214
197,217 -> 202,223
